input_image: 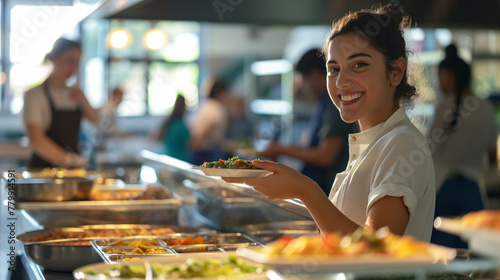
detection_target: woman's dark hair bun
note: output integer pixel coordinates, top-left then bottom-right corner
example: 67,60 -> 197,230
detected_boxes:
377,3 -> 410,32
444,44 -> 459,59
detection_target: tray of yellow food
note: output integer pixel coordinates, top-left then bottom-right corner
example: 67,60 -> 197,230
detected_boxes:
92,233 -> 263,264
93,238 -> 178,264
236,227 -> 456,272
73,253 -> 273,280
192,156 -> 273,177
434,210 -> 500,258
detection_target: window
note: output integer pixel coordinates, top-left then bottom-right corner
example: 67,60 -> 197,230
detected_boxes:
5,2 -> 100,115
90,19 -> 201,117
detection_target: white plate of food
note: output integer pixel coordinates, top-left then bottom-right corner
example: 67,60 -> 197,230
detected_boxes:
237,246 -> 455,272
434,210 -> 500,259
192,157 -> 273,178
73,252 -> 274,280
236,228 -> 456,272
191,167 -> 272,178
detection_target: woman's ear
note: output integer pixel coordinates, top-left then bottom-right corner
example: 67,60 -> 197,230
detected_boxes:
390,57 -> 407,84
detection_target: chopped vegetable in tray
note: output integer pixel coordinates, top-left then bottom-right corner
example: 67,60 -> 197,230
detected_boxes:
105,247 -> 170,255
102,239 -> 160,247
201,156 -> 258,169
87,254 -> 266,278
164,236 -> 205,245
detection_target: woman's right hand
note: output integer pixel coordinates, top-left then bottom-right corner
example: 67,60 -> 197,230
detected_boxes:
65,152 -> 88,168
222,160 -> 320,201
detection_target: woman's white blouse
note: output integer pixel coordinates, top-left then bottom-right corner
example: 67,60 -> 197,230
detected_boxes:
329,108 -> 436,241
23,84 -> 80,131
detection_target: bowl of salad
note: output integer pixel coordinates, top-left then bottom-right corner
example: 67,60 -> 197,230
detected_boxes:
73,252 -> 272,279
192,157 -> 273,178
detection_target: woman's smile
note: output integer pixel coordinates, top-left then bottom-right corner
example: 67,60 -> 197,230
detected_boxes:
339,92 -> 364,103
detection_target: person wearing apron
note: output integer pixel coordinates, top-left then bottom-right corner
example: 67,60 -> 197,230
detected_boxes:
23,38 -> 99,169
28,81 -> 83,168
222,4 -> 436,242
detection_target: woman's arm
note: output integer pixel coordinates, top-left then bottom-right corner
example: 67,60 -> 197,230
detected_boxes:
26,124 -> 87,168
70,87 -> 99,124
222,161 -> 360,234
223,161 -> 410,235
293,175 -> 409,235
365,196 -> 409,235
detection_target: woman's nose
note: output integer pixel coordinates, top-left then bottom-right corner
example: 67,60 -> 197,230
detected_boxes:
336,70 -> 353,89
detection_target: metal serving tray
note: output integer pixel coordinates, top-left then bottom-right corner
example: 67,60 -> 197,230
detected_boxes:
162,232 -> 256,243
190,181 -> 281,230
17,199 -> 182,226
17,224 -> 215,272
248,230 -> 318,245
22,240 -> 102,272
91,233 -> 262,264
234,221 -> 319,244
15,177 -> 94,202
234,220 -> 319,233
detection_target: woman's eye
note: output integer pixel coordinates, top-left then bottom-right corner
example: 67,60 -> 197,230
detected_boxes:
353,62 -> 368,68
328,67 -> 340,74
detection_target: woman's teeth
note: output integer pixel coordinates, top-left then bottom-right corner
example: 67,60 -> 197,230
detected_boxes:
340,93 -> 363,102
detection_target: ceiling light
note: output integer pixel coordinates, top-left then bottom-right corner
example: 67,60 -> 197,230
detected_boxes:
143,29 -> 167,50
108,28 -> 131,49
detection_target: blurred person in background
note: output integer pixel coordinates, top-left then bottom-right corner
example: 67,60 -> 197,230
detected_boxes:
223,94 -> 255,157
157,94 -> 191,161
430,44 -> 497,248
258,49 -> 356,194
100,86 -> 134,139
23,38 -> 99,169
188,79 -> 230,165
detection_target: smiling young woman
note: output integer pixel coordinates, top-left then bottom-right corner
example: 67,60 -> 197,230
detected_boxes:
326,34 -> 407,131
222,3 -> 435,242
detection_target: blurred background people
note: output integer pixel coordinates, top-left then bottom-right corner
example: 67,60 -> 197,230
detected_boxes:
23,37 -> 99,169
223,94 -> 255,158
430,44 -> 498,248
258,49 -> 356,194
188,79 -> 230,165
100,86 -> 134,140
157,94 -> 191,161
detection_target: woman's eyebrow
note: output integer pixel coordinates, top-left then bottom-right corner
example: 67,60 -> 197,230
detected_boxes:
326,52 -> 372,64
347,52 -> 372,60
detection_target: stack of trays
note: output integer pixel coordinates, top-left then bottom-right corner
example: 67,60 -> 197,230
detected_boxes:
92,233 -> 263,264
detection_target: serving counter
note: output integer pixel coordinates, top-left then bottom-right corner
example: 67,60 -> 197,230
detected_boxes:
1,150 -> 500,280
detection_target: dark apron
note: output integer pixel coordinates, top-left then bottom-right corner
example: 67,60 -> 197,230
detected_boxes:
28,81 -> 82,168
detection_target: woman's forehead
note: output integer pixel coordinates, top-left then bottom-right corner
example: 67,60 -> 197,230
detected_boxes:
327,33 -> 375,60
